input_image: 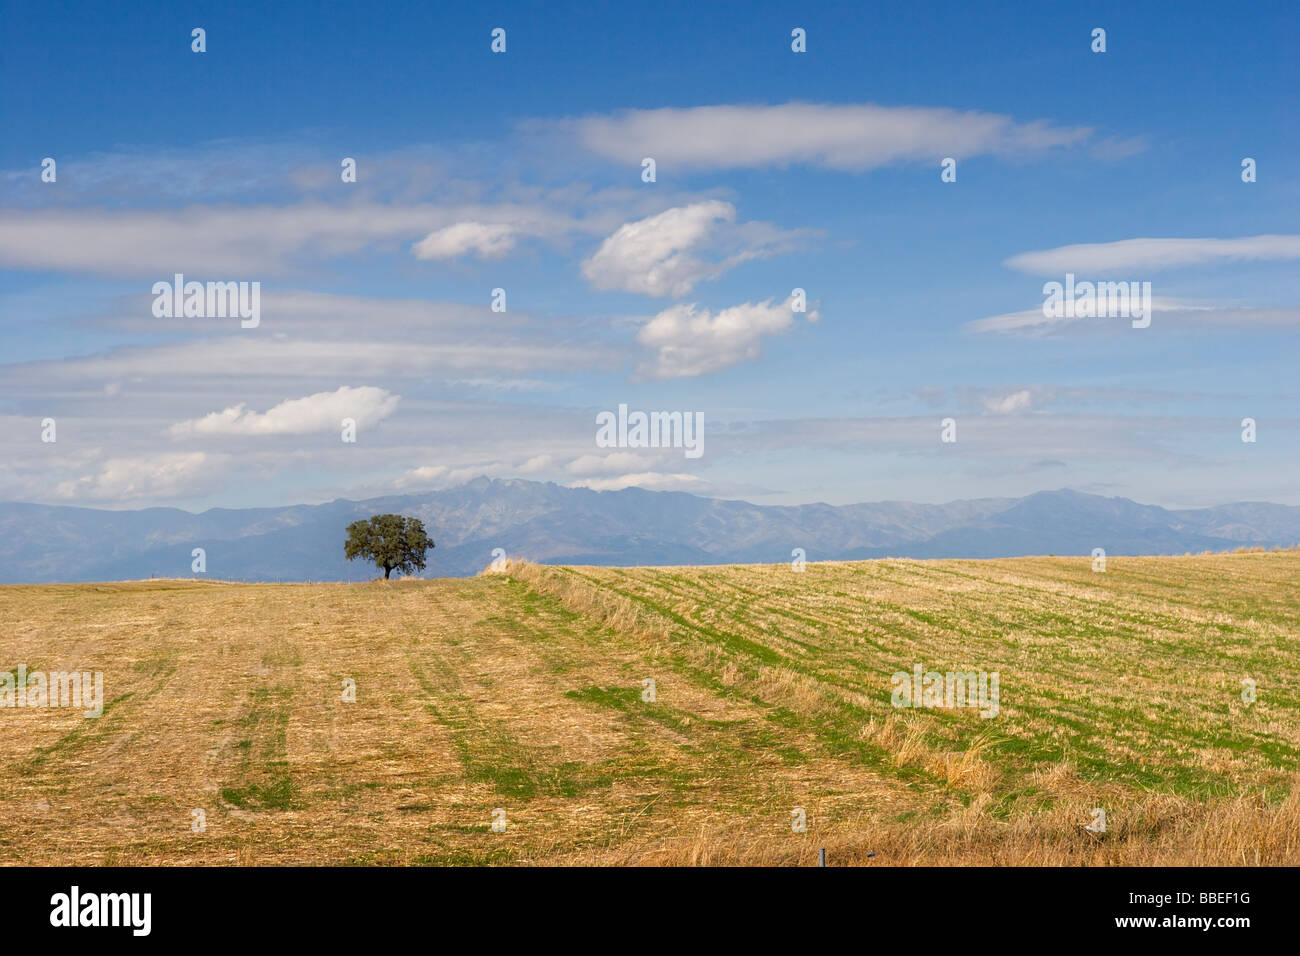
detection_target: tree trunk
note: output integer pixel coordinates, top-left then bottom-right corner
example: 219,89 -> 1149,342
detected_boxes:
384,566 -> 392,579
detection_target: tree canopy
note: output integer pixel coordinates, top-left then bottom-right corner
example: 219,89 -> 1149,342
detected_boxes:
344,514 -> 433,579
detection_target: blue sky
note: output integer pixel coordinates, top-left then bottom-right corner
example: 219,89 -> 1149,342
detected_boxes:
1,0 -> 1297,510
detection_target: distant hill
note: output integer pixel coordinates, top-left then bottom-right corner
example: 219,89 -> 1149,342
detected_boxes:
1,479 -> 1298,582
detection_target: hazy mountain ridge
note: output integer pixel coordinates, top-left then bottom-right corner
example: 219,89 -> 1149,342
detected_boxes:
1,480 -> 1297,583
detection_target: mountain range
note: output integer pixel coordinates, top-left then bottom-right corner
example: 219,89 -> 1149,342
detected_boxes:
2,479 -> 1298,583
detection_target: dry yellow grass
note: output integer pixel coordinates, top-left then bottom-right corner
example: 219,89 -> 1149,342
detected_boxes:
1,552 -> 1296,865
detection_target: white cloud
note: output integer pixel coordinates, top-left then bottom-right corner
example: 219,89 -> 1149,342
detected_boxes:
412,221 -> 518,260
984,389 -> 1034,414
636,295 -> 817,378
393,453 -> 558,490
517,454 -> 555,473
565,452 -> 653,477
393,465 -> 452,490
169,386 -> 399,437
53,452 -> 217,501
557,102 -> 1096,171
582,200 -> 789,297
569,472 -> 706,492
392,464 -> 498,490
1004,235 -> 1300,275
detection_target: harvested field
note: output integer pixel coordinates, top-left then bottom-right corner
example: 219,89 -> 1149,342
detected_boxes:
1,552 -> 1297,865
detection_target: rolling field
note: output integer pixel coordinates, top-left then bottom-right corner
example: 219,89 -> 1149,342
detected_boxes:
1,553 -> 1297,866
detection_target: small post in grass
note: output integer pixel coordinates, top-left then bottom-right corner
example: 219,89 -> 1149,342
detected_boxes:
818,847 -> 826,867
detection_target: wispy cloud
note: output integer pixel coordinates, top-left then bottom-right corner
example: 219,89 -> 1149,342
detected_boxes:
550,102 -> 1103,171
0,201 -> 587,276
3,337 -> 608,392
1005,235 -> 1300,275
968,300 -> 1298,335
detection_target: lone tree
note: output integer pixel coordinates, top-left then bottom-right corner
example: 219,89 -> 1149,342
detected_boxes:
344,514 -> 433,580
